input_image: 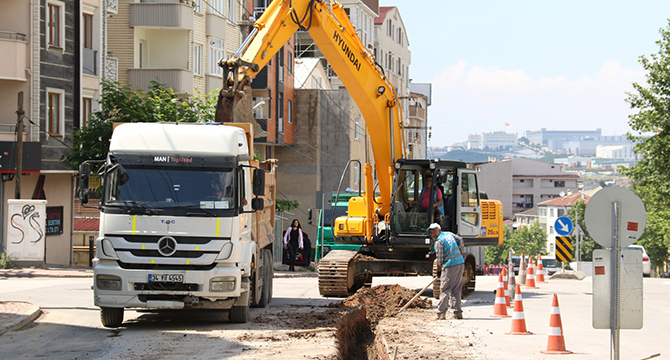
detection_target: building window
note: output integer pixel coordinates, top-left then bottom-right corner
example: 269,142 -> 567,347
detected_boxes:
550,208 -> 554,217
386,20 -> 392,36
287,100 -> 292,124
82,97 -> 93,128
210,0 -> 225,16
83,13 -> 93,49
47,89 -> 64,136
209,38 -> 225,76
139,40 -> 147,68
193,0 -> 203,13
287,52 -> 293,75
227,0 -> 236,23
354,115 -> 361,140
47,1 -> 64,48
193,43 -> 203,76
278,47 -> 284,83
397,58 -> 401,76
354,162 -> 360,186
278,93 -> 284,134
554,180 -> 565,187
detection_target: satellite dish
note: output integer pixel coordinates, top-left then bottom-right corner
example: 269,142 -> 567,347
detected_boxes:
559,191 -> 566,197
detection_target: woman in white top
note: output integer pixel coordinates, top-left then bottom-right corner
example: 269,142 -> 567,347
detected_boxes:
283,219 -> 304,271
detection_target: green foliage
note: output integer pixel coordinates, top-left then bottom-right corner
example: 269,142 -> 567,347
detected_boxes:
567,200 -> 601,261
276,199 -> 300,212
485,223 -> 548,265
620,21 -> 670,270
0,252 -> 15,269
62,79 -> 219,169
485,225 -> 513,265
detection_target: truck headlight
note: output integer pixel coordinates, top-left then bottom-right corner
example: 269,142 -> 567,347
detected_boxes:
96,274 -> 122,291
210,276 -> 236,292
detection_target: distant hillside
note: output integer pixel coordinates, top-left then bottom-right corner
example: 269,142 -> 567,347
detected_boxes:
432,150 -> 503,162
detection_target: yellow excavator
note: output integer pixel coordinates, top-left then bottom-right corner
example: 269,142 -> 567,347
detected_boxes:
215,0 -> 503,298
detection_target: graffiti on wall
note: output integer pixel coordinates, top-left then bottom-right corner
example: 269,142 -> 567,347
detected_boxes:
10,204 -> 44,244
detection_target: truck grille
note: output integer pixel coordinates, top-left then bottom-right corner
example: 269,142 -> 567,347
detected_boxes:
107,235 -> 232,266
134,283 -> 199,291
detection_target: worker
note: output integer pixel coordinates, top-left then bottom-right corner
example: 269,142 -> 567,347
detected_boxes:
428,223 -> 464,320
409,176 -> 443,218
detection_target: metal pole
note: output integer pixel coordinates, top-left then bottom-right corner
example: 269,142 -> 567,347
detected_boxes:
610,201 -> 621,360
576,210 -> 580,271
89,235 -> 94,267
15,92 -> 24,199
319,192 -> 325,261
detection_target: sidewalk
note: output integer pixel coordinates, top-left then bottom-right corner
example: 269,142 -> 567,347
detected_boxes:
0,301 -> 41,336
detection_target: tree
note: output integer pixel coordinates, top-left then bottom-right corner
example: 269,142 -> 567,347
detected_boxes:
510,221 -> 548,257
567,200 -> 601,262
485,225 -> 513,265
621,21 -> 670,271
62,80 -> 218,169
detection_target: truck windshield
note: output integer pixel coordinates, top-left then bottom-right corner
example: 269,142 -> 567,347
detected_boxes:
103,165 -> 236,214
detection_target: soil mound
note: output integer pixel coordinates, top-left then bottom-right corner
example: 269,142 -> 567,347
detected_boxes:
341,284 -> 432,326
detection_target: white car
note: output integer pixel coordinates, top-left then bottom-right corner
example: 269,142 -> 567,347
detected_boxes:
626,245 -> 651,277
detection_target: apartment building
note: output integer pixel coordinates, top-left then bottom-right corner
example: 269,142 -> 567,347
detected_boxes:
0,0 -> 110,265
477,158 -> 580,219
407,82 -> 431,159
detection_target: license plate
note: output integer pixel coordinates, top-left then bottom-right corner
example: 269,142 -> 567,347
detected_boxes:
148,274 -> 184,283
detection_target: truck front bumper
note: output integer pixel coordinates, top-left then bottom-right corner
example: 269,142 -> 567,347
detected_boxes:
93,261 -> 246,310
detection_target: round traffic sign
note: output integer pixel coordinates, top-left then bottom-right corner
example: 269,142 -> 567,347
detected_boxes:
584,187 -> 646,248
554,216 -> 573,236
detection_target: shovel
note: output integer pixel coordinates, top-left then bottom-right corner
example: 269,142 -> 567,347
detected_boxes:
396,277 -> 438,315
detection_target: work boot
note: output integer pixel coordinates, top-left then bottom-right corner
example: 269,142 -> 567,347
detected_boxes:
436,313 -> 446,320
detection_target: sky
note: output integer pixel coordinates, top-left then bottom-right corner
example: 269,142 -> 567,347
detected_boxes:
390,0 -> 670,147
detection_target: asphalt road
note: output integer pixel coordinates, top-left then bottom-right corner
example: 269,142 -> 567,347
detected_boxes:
0,274 -> 668,359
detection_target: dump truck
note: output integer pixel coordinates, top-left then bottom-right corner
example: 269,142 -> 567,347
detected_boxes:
79,122 -> 276,327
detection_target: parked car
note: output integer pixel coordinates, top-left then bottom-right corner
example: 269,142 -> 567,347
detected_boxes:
541,257 -> 560,276
625,244 -> 651,277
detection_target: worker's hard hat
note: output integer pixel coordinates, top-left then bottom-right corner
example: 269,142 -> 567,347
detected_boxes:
427,223 -> 441,231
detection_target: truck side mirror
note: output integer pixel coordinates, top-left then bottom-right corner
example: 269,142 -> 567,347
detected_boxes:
79,163 -> 90,205
253,168 -> 265,196
251,198 -> 264,211
308,208 -> 313,224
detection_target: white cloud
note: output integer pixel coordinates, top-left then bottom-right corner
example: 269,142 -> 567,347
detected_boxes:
427,61 -> 645,146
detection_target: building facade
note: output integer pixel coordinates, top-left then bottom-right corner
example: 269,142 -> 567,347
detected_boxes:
477,158 -> 580,219
407,82 -> 431,159
537,192 -> 591,256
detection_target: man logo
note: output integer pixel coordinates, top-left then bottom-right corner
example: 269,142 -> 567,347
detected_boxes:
157,236 -> 177,257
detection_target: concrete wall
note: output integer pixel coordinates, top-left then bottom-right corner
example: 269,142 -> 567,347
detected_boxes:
477,161 -> 513,219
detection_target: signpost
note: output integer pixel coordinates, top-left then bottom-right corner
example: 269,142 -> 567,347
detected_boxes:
554,216 -> 573,236
555,236 -> 573,263
585,187 -> 646,360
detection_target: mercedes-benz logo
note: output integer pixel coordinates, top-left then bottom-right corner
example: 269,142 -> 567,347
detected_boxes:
157,236 -> 177,257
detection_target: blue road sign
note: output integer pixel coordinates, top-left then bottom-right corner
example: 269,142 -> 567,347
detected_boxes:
555,216 -> 574,236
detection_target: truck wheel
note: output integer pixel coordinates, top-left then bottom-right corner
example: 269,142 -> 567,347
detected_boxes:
100,307 -> 124,328
254,249 -> 272,308
229,305 -> 249,323
461,260 -> 475,298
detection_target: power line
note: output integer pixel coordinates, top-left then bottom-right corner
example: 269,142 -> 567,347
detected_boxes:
22,116 -> 74,151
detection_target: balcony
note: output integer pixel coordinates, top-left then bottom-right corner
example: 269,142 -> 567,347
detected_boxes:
83,48 -> 98,76
0,31 -> 28,81
128,68 -> 193,93
130,1 -> 194,30
408,105 -> 425,120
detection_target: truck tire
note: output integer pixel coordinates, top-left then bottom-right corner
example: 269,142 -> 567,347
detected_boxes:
254,249 -> 272,308
100,307 -> 124,328
229,305 -> 249,323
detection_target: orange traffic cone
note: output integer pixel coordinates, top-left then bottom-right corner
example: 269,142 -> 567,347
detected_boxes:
519,253 -> 527,285
536,254 -> 546,283
525,262 -> 538,289
491,273 -> 511,318
506,284 -> 532,335
541,294 -> 573,354
502,267 -> 511,307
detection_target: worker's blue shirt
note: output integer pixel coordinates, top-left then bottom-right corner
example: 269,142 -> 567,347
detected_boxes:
434,232 -> 464,268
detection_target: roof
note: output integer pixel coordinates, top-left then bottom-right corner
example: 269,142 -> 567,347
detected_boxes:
374,6 -> 393,25
538,193 -> 591,207
513,174 -> 580,178
515,207 -> 539,217
74,217 -> 99,232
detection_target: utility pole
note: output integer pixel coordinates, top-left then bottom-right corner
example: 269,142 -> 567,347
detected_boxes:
15,91 -> 24,199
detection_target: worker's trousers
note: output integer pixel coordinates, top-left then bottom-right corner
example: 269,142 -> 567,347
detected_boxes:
437,263 -> 464,316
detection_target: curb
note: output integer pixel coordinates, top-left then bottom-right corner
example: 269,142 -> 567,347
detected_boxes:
0,304 -> 42,336
0,271 -> 93,279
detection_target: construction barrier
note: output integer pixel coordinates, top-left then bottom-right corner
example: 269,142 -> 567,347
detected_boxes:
484,265 -> 505,275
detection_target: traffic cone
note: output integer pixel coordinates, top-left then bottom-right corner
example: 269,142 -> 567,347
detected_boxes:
541,294 -> 573,354
525,262 -> 538,289
536,254 -> 546,283
502,266 -> 511,307
506,284 -> 532,335
491,273 -> 511,318
518,253 -> 527,285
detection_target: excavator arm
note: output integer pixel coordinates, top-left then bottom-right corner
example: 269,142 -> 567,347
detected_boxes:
215,0 -> 405,221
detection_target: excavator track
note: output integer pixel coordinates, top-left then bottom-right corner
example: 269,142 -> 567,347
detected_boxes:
318,250 -> 359,297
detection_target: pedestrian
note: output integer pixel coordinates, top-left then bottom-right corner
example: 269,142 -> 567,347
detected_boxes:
302,232 -> 312,267
283,219 -> 304,271
428,223 -> 464,320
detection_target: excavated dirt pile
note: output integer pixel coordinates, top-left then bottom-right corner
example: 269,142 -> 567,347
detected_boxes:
341,284 -> 432,326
